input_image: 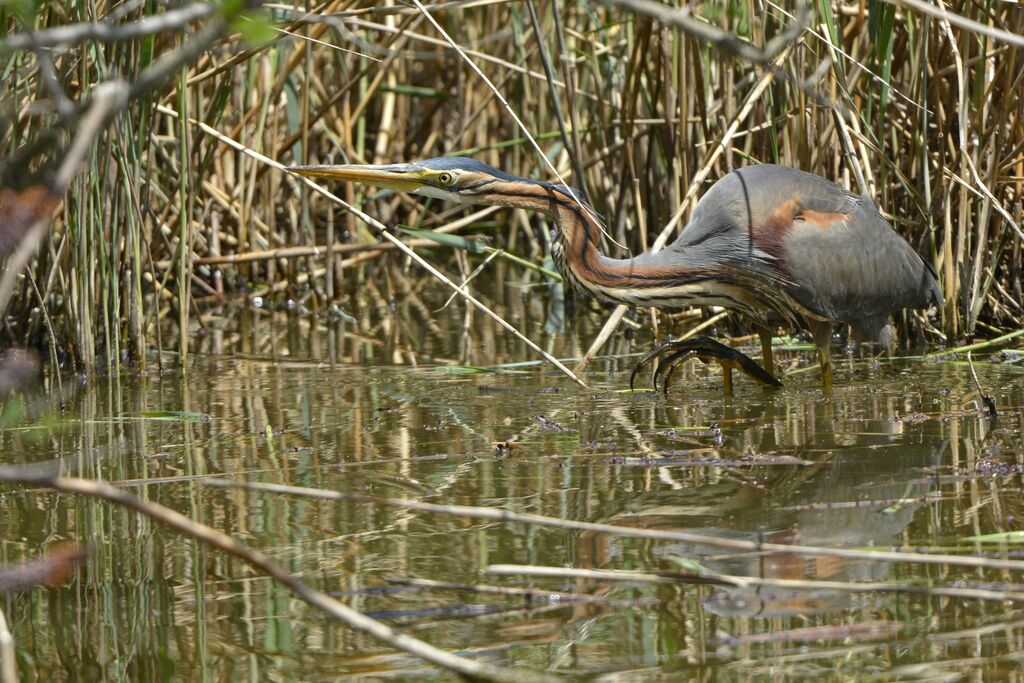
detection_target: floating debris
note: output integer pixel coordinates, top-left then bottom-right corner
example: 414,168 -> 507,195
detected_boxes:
532,414 -> 573,432
492,440 -> 518,455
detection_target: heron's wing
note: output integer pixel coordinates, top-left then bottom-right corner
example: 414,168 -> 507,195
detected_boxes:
672,165 -> 859,266
779,194 -> 942,331
667,165 -> 940,334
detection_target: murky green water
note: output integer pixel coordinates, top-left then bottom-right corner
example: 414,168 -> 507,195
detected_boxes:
3,283 -> 1024,680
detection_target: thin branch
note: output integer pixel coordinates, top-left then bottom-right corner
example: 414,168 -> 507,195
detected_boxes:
271,14 -> 592,99
124,17 -> 228,104
31,47 -> 76,119
0,12 -> 232,315
202,479 -> 1024,573
600,0 -> 811,64
0,3 -> 217,53
270,0 -> 521,20
0,474 -> 545,683
888,0 -> 1024,50
53,81 -> 130,191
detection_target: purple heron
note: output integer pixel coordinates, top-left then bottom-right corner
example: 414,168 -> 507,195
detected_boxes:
290,158 -> 942,393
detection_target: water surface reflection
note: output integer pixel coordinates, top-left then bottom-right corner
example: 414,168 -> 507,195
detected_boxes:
3,295 -> 1024,680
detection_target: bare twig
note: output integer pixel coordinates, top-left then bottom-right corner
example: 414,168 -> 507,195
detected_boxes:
0,3 -> 217,52
30,47 -> 76,119
53,82 -> 129,191
124,17 -> 228,104
487,564 -> 1024,603
600,0 -> 810,64
289,15 -> 589,97
0,82 -> 127,314
1,9 -> 233,316
0,608 -> 14,683
0,474 -> 545,683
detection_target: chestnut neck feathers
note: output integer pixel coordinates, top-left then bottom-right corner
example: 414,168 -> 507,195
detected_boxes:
468,178 -> 794,321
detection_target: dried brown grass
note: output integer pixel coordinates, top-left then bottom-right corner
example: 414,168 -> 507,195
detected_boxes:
1,0 -> 1022,369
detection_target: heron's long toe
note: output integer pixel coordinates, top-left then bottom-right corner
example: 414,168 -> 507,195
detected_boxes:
654,349 -> 698,392
629,336 -> 782,396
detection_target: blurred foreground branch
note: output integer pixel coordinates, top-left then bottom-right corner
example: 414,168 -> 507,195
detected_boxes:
0,4 -> 250,316
601,0 -> 811,64
0,472 -> 545,683
0,545 -> 87,594
889,0 -> 1024,50
0,3 -> 217,53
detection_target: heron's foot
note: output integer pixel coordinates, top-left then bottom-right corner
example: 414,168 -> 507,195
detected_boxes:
629,336 -> 783,396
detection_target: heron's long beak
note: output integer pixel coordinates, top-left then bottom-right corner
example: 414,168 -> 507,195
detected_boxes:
288,163 -> 425,192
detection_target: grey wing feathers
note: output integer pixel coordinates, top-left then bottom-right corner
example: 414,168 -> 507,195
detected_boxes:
670,165 -> 941,330
783,194 -> 941,324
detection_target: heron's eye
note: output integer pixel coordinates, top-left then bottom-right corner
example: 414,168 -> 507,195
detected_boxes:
437,172 -> 455,185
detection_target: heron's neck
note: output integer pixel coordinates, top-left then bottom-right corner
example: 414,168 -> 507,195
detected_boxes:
478,181 -> 638,303
483,180 -> 775,313
473,180 -> 622,301
547,202 -> 636,304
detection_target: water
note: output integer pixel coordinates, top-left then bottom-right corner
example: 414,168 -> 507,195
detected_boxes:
3,280 -> 1024,680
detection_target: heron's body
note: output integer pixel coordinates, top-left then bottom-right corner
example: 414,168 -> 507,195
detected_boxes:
290,158 -> 942,390
684,165 -> 941,336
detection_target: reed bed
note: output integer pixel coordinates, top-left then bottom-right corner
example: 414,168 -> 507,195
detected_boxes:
0,0 -> 1021,371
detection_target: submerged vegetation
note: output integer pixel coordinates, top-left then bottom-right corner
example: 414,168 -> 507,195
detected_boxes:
0,0 -> 1021,374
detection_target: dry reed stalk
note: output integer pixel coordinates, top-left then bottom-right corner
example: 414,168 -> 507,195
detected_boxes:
158,103 -> 586,385
0,0 -> 1020,363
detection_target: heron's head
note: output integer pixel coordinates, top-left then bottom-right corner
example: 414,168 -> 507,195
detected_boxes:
289,156 -> 583,213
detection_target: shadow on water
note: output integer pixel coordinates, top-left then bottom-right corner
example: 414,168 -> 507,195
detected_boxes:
2,278 -> 1024,680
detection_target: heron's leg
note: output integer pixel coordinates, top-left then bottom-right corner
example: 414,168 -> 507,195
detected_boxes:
808,320 -> 834,390
630,336 -> 782,395
757,327 -> 775,376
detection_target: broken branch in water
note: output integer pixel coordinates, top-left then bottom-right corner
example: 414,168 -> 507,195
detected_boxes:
201,478 -> 1024,573
0,472 -> 545,683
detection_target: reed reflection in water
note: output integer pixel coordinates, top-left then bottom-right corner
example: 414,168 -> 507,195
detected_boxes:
2,294 -> 1023,680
